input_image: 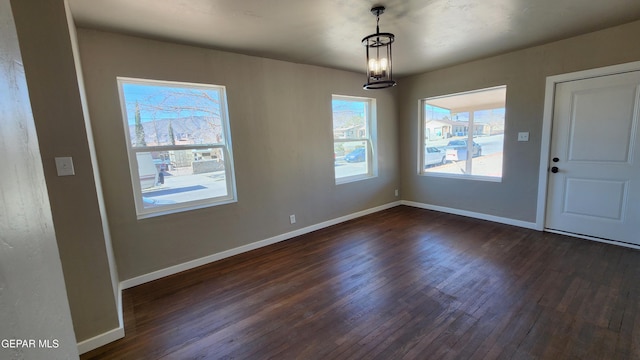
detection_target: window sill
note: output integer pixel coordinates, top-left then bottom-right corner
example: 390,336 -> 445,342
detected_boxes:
335,174 -> 377,185
136,197 -> 237,220
419,172 -> 502,183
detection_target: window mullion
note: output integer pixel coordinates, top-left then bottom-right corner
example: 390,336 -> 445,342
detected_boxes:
466,111 -> 474,174
132,144 -> 224,153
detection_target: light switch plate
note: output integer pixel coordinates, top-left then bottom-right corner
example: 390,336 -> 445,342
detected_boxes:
55,157 -> 75,176
518,132 -> 530,142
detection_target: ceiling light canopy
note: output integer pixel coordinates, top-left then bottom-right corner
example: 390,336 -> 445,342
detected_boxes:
362,6 -> 396,90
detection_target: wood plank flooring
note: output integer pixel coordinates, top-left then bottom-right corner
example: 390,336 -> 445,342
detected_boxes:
81,206 -> 640,359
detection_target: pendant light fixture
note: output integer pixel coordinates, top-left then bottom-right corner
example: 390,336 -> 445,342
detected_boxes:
362,5 -> 396,89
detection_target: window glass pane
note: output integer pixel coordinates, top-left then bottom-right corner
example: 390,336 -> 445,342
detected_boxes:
122,83 -> 224,147
332,99 -> 367,140
421,86 -> 506,180
471,108 -> 505,177
136,148 -> 228,209
334,140 -> 369,179
423,105 -> 452,169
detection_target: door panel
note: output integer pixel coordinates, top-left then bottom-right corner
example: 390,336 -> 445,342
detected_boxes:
563,178 -> 626,220
568,85 -> 637,162
545,71 -> 640,245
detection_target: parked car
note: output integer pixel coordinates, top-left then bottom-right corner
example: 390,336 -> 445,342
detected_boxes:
424,146 -> 446,167
445,140 -> 482,161
345,148 -> 366,162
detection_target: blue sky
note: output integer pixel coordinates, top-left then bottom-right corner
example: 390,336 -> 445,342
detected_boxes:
332,99 -> 366,116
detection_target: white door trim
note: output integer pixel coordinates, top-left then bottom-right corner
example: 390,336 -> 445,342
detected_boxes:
536,60 -> 640,231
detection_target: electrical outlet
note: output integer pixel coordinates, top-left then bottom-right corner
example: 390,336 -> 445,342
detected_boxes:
395,189 -> 399,197
289,215 -> 296,224
518,132 -> 529,142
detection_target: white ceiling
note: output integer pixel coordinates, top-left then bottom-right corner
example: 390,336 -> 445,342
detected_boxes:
67,0 -> 640,78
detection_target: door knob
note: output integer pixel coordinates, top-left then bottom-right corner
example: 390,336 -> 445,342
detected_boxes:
552,157 -> 559,163
551,166 -> 559,173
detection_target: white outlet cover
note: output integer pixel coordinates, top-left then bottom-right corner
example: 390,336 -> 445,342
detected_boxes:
55,157 -> 75,176
518,132 -> 529,142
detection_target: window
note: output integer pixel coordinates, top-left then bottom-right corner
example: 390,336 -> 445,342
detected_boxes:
117,78 -> 236,218
420,86 -> 506,181
332,95 -> 377,184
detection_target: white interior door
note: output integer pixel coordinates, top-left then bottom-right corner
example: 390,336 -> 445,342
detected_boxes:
545,71 -> 640,246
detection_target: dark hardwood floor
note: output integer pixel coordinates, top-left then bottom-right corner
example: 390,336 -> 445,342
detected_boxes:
81,206 -> 640,359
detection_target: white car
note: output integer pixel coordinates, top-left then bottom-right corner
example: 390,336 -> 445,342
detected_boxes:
424,147 -> 446,167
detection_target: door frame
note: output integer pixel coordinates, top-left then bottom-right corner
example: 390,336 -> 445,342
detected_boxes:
536,60 -> 640,248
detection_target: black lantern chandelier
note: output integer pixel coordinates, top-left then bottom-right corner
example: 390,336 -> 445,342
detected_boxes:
362,6 -> 396,89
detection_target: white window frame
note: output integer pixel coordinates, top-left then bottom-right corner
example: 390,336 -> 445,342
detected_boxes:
419,85 -> 506,182
117,77 -> 237,219
332,95 -> 377,184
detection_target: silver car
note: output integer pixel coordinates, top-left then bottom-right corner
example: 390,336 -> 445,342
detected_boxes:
445,140 -> 482,161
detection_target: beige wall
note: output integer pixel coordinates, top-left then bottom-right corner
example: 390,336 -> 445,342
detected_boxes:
11,0 -> 119,344
76,29 -> 399,281
398,20 -> 640,222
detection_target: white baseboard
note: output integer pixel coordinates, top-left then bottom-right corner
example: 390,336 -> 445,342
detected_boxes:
121,201 -> 401,290
77,325 -> 124,355
401,200 -> 538,230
